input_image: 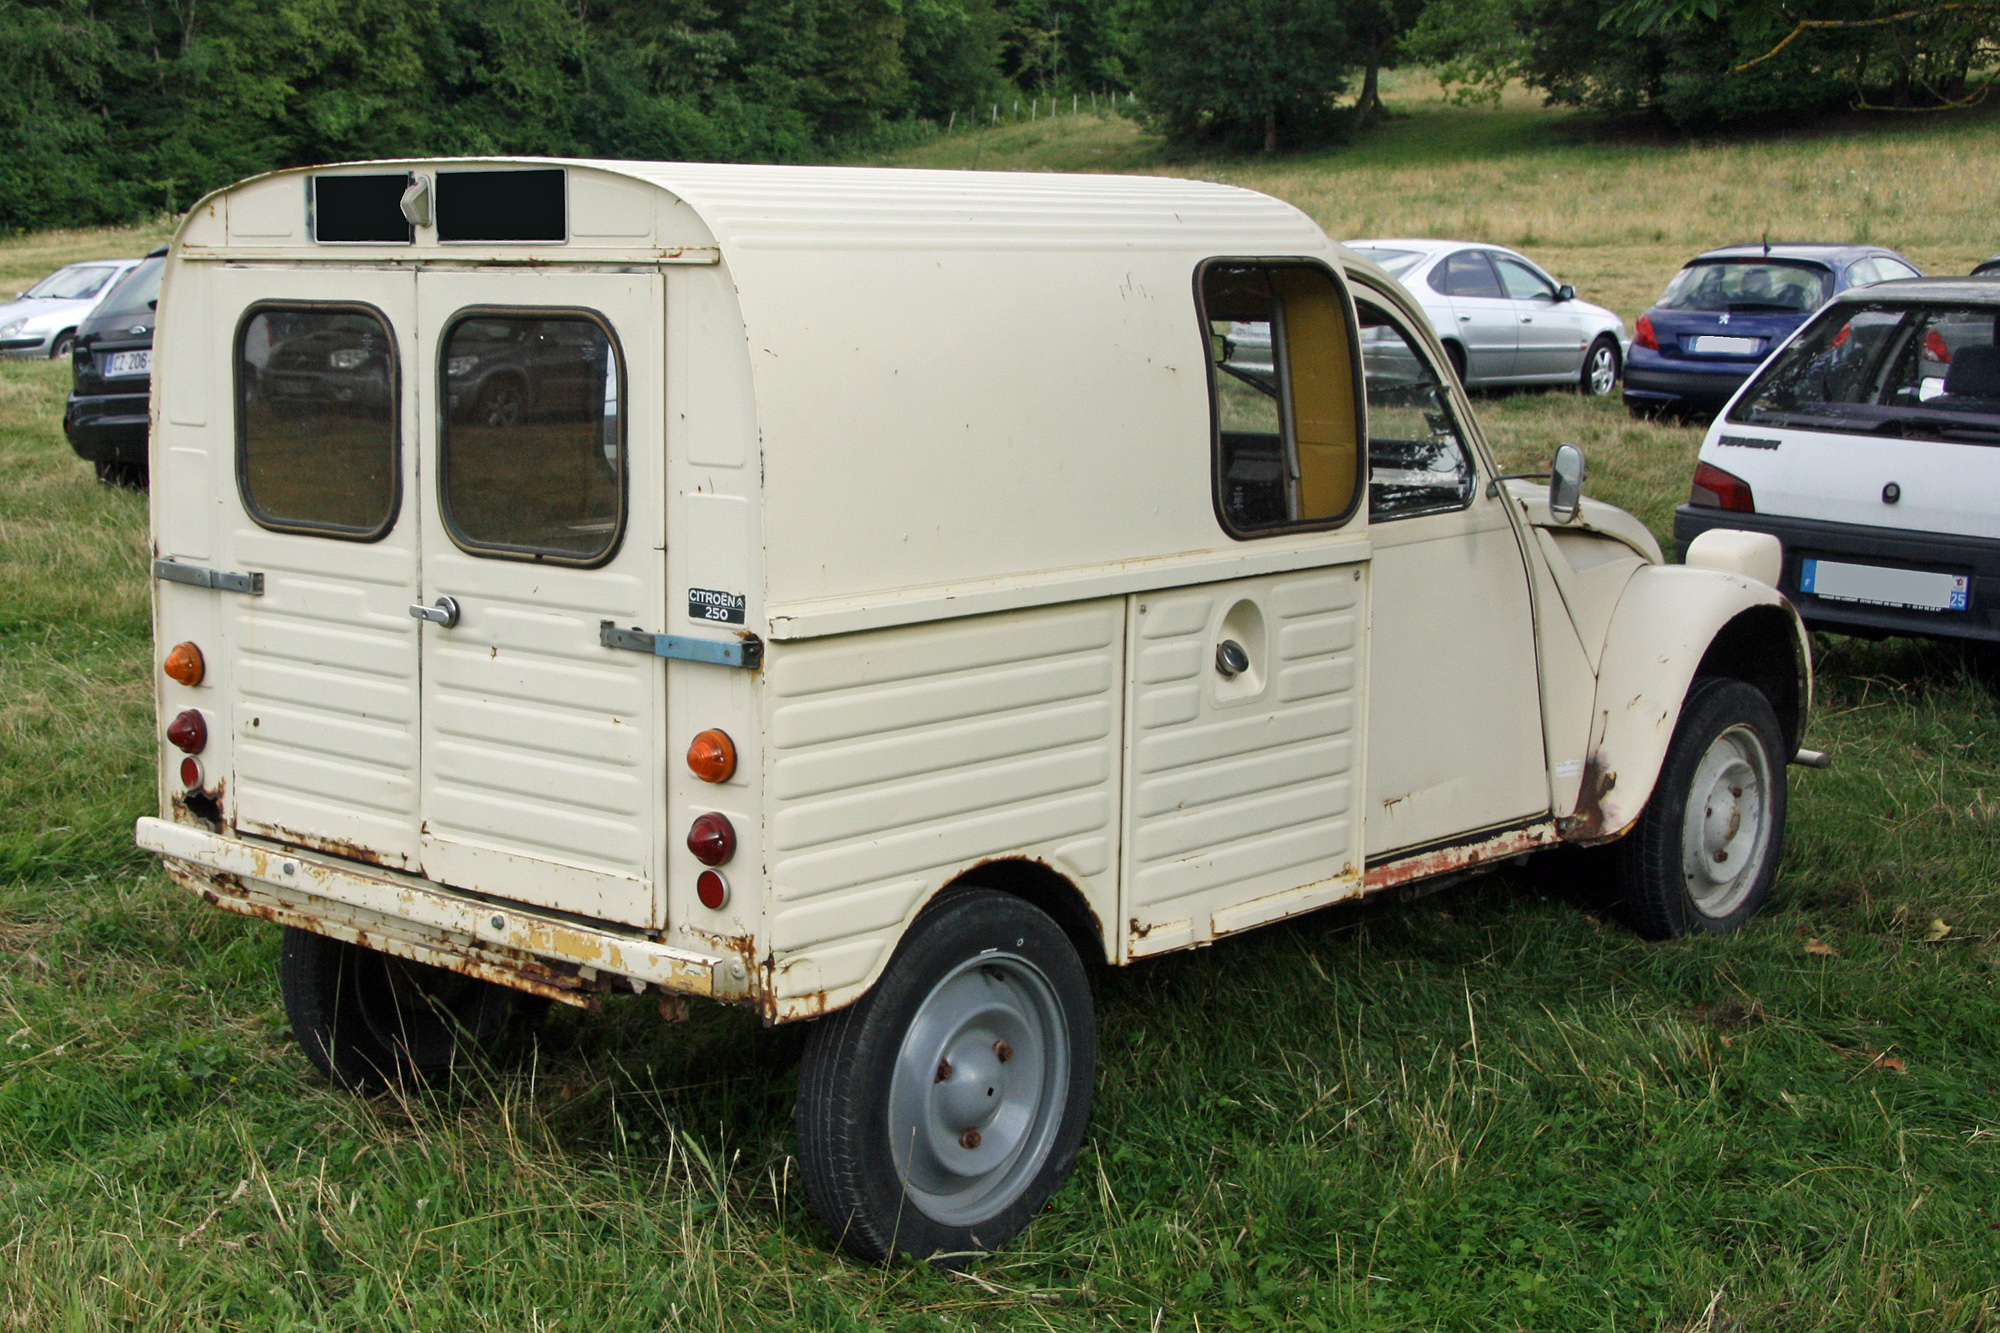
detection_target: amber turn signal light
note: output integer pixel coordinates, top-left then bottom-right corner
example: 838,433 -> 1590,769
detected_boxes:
696,869 -> 729,910
163,641 -> 205,687
687,812 -> 736,866
167,709 -> 207,754
686,729 -> 737,783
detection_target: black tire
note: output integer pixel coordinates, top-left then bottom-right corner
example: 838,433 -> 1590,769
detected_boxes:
49,329 -> 74,359
795,890 -> 1096,1266
94,458 -> 147,489
1444,340 -> 1468,389
1614,677 -> 1788,939
279,927 -> 540,1092
1580,335 -> 1620,397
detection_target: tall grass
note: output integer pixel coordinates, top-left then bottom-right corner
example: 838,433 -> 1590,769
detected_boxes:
3,123 -> 1999,1331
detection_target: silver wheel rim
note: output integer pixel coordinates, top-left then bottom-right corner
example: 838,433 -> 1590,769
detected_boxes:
887,951 -> 1069,1228
1680,722 -> 1773,919
1588,344 -> 1617,396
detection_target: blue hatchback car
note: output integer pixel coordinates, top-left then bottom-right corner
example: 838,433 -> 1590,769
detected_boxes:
1624,244 -> 1922,418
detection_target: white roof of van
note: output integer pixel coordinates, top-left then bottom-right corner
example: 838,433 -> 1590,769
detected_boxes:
577,160 -> 1327,253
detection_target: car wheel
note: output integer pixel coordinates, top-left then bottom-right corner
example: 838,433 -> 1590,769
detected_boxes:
1581,336 -> 1620,397
93,459 -> 147,489
1614,677 -> 1787,939
1444,341 -> 1468,389
476,379 -> 525,428
795,889 -> 1096,1266
50,330 -> 74,359
279,927 -> 542,1092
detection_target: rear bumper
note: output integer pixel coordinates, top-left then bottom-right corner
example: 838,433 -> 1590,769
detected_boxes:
1675,506 -> 2000,643
1623,361 -> 1754,412
137,817 -> 747,1007
64,391 -> 149,463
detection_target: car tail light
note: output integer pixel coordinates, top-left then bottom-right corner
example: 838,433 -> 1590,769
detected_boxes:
1635,314 -> 1658,350
686,729 -> 737,783
1690,461 -> 1755,513
167,709 -> 207,753
687,812 -> 735,866
163,641 -> 205,687
179,757 -> 203,789
696,870 -> 729,910
1924,329 -> 1952,364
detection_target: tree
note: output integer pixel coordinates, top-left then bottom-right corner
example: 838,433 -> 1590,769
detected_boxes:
1135,0 -> 1350,151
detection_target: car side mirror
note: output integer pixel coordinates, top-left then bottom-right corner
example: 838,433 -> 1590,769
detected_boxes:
1556,284 -> 1576,301
1549,443 -> 1586,524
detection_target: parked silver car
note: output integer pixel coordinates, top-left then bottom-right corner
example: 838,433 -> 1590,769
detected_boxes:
1344,239 -> 1629,395
0,258 -> 144,359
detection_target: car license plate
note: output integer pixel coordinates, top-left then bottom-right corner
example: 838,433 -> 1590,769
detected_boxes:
1800,559 -> 1969,612
105,349 -> 151,378
1690,335 -> 1759,355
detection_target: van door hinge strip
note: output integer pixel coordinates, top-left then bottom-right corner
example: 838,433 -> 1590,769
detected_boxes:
600,620 -> 762,669
153,560 -> 264,596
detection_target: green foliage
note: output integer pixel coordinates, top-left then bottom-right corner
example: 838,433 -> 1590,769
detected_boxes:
1135,0 -> 1351,150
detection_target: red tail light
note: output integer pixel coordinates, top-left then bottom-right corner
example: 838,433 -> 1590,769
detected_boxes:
687,812 -> 736,866
696,870 -> 730,910
1690,461 -> 1755,513
1924,329 -> 1952,364
180,757 -> 202,789
1635,314 -> 1658,350
167,709 -> 207,753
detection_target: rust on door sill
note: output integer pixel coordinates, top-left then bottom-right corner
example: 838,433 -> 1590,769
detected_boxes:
1364,823 -> 1560,895
1558,756 -> 1619,841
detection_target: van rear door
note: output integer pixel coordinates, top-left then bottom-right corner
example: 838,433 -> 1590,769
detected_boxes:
412,270 -> 666,925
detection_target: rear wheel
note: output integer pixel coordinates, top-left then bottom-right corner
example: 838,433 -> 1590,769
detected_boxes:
93,459 -> 147,489
1614,678 -> 1787,939
1581,336 -> 1620,397
1444,341 -> 1468,389
279,928 -> 541,1091
795,890 -> 1095,1265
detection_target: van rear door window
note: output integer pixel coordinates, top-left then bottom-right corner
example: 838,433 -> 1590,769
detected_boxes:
438,312 -> 624,564
436,169 -> 566,243
310,174 -> 415,244
237,306 -> 399,539
1201,261 -> 1364,535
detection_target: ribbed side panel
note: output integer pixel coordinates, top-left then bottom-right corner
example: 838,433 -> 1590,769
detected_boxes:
763,601 -> 1125,1001
1124,570 -> 1365,948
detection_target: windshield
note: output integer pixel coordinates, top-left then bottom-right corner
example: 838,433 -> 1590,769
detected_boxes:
1352,247 -> 1424,277
26,264 -> 118,301
1729,301 -> 2000,444
97,257 -> 164,322
1657,259 -> 1831,314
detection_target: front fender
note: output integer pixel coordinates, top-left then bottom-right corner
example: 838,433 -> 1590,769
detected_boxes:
1564,564 -> 1809,843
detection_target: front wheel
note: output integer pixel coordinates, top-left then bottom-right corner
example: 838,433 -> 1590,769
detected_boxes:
1614,677 -> 1788,939
1581,335 -> 1620,397
50,330 -> 74,359
279,928 -> 541,1091
795,890 -> 1096,1265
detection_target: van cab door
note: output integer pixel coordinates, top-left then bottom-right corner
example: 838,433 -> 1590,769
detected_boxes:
412,270 -> 666,925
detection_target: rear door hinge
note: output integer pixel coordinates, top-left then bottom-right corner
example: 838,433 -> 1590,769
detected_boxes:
599,621 -> 762,669
153,559 -> 264,596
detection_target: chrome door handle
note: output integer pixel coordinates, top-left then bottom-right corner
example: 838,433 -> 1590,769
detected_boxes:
409,596 -> 460,628
1521,317 -> 1534,323
1457,314 -> 1472,322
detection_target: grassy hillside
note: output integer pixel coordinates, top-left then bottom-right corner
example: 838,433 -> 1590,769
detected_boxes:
4,106 -> 2000,1331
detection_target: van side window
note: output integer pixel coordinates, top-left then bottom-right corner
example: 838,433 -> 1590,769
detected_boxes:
237,306 -> 399,540
1357,299 -> 1475,519
438,312 -> 624,564
1200,262 -> 1364,535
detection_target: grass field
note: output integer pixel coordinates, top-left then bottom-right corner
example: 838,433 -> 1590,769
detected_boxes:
5,98 -> 2000,1331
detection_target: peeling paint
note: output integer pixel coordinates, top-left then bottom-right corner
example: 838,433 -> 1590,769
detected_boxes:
1363,823 -> 1559,894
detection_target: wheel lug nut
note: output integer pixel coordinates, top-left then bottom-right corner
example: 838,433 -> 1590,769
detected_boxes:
994,1039 -> 1012,1063
935,1059 -> 952,1082
960,1129 -> 981,1149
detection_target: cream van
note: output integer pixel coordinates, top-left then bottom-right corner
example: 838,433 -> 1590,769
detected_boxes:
138,159 -> 1812,1263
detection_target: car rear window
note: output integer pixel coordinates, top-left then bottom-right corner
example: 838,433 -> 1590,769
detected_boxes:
1729,301 -> 2000,444
1352,247 -> 1424,276
1657,260 -> 1831,314
96,257 -> 163,323
237,305 -> 400,539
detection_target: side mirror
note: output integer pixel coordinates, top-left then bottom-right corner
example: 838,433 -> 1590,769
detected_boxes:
1556,284 -> 1576,301
1549,443 -> 1586,524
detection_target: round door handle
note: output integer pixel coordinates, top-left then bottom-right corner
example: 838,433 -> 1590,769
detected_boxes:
1215,639 -> 1250,678
1882,481 -> 1901,504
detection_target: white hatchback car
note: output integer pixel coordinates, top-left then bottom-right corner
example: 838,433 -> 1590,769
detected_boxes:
0,258 -> 143,359
1346,239 -> 1629,395
1677,276 -> 2000,645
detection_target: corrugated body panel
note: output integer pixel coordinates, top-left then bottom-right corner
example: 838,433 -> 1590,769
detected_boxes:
1123,569 -> 1366,951
763,601 -> 1126,1001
